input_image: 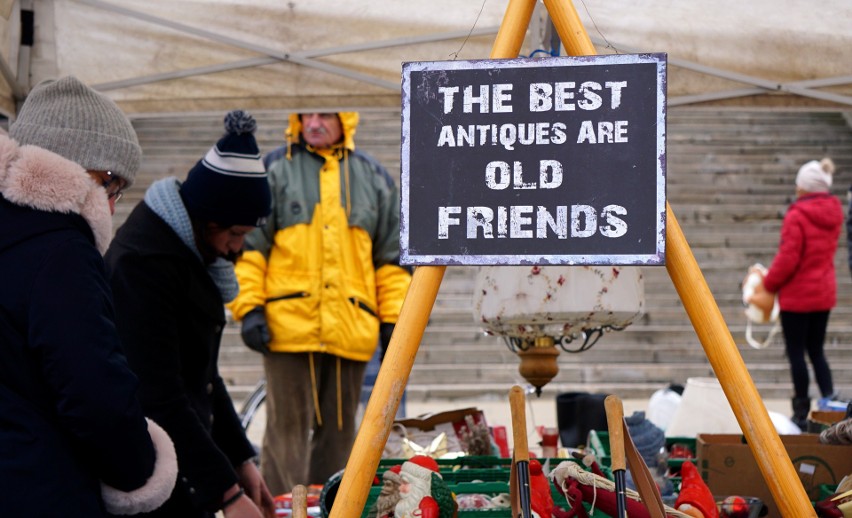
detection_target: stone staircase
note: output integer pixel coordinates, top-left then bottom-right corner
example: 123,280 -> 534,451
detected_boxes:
126,109 -> 852,404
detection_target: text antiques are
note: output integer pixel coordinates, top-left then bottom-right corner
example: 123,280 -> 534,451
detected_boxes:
400,53 -> 666,266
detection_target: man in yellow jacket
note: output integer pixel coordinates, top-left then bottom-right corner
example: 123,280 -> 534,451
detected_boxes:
230,112 -> 411,495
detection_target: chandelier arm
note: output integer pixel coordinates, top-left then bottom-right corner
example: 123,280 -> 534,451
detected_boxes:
581,328 -> 604,350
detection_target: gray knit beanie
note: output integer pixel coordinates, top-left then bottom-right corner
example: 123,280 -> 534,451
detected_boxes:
9,76 -> 141,187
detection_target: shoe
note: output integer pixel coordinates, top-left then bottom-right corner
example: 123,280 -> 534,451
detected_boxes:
791,397 -> 810,431
817,393 -> 849,412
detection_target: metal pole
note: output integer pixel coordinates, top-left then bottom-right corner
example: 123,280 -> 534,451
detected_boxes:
328,1 -> 537,515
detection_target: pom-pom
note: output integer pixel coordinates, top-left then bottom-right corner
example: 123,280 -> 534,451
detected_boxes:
224,110 -> 257,135
820,157 -> 835,175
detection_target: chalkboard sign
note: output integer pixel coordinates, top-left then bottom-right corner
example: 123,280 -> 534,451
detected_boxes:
400,53 -> 666,266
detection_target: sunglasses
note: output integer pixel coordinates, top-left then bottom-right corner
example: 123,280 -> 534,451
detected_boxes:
91,170 -> 125,202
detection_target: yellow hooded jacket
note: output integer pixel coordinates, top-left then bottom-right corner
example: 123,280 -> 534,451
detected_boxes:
229,112 -> 411,362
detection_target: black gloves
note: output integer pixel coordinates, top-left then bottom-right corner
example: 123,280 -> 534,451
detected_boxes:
240,307 -> 270,354
379,322 -> 395,361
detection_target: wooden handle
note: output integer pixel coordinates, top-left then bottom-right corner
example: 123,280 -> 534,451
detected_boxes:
605,395 -> 626,471
509,385 -> 529,462
292,484 -> 307,518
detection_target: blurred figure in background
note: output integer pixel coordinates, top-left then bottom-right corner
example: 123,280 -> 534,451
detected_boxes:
758,158 -> 842,429
229,112 -> 411,495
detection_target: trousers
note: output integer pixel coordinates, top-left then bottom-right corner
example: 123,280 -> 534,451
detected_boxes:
261,352 -> 366,495
780,310 -> 834,399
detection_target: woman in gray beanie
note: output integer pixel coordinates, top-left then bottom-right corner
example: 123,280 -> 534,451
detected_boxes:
0,76 -> 177,516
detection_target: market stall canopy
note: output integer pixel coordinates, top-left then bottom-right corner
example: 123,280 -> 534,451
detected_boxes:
0,0 -> 849,117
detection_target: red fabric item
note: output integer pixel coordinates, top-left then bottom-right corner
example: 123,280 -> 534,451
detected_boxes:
675,461 -> 718,518
762,193 -> 842,312
556,479 -> 590,518
556,477 -> 652,518
529,459 -> 554,518
417,495 -> 440,518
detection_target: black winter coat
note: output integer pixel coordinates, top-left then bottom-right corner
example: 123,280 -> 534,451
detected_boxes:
105,201 -> 256,516
0,139 -> 156,516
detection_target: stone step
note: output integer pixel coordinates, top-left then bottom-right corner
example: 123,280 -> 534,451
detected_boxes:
218,363 -> 852,402
218,336 -> 852,368
219,324 -> 852,364
412,322 -> 852,344
400,380 -> 852,402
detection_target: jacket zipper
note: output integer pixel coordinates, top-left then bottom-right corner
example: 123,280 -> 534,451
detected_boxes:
349,297 -> 377,318
267,291 -> 310,303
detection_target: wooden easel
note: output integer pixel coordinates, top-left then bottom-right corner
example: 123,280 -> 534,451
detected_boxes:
329,0 -> 816,516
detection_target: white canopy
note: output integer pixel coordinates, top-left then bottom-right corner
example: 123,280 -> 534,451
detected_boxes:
0,0 -> 849,117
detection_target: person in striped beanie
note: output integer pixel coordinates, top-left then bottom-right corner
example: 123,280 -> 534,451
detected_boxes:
104,110 -> 275,517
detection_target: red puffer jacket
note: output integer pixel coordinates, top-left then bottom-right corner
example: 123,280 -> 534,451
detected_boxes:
763,193 -> 843,312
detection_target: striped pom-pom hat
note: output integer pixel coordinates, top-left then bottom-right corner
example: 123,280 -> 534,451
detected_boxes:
180,110 -> 271,227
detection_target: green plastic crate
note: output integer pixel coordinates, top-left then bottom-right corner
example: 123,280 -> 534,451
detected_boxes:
587,431 -> 697,464
818,483 -> 839,501
359,457 -> 609,518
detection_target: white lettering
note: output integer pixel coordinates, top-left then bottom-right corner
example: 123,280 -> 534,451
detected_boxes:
551,123 -> 567,144
577,81 -> 602,110
529,83 -> 553,112
510,206 -> 534,238
571,205 -> 597,237
485,161 -> 511,190
467,207 -> 494,238
463,85 -> 490,113
605,81 -> 627,109
513,161 -> 536,190
492,83 -> 513,113
537,206 -> 568,238
577,120 -> 630,144
438,86 -> 459,114
436,204 -> 628,240
577,121 -> 596,144
437,207 -> 461,239
615,120 -> 628,142
554,82 -> 576,111
600,205 -> 628,237
539,160 -> 562,189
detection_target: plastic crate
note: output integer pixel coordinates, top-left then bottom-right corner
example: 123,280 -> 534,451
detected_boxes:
360,457 -> 609,518
451,480 -> 611,518
378,456 -> 513,470
587,430 -> 693,485
818,483 -> 839,501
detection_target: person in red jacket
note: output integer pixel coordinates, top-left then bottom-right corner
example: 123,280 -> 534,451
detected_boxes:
760,157 -> 842,429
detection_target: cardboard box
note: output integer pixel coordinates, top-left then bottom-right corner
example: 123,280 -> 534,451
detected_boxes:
806,410 -> 847,433
697,434 -> 852,517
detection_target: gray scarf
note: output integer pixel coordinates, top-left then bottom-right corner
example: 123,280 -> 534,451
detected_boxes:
144,178 -> 240,303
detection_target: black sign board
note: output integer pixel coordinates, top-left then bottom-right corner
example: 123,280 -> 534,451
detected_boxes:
400,53 -> 666,266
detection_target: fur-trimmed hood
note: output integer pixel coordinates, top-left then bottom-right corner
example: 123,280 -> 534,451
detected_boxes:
0,134 -> 112,253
